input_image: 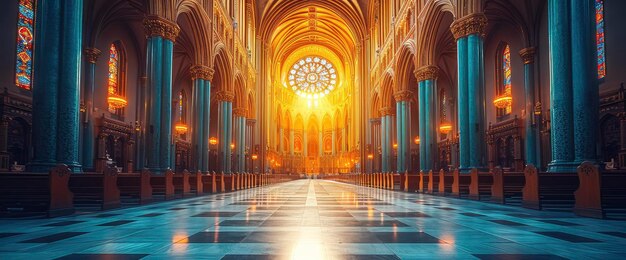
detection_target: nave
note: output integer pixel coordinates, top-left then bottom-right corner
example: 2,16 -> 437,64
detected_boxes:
1,179 -> 625,259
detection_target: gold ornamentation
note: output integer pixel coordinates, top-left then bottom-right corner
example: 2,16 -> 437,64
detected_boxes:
519,47 -> 536,65
414,65 -> 439,82
233,108 -> 248,117
450,13 -> 488,40
143,15 -> 180,42
190,65 -> 215,81
84,48 -> 101,64
379,107 -> 395,117
393,90 -> 413,102
215,91 -> 235,102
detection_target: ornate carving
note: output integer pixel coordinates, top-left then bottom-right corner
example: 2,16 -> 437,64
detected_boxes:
233,108 -> 248,117
215,91 -> 235,102
143,15 -> 180,42
379,107 -> 395,117
519,47 -> 536,65
84,48 -> 101,64
414,65 -> 439,82
394,90 -> 413,102
450,13 -> 488,40
190,65 -> 215,81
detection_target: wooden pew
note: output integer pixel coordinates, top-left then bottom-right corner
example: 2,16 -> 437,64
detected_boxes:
189,171 -> 203,195
406,173 -> 419,193
437,169 -> 454,196
522,165 -> 578,210
574,162 -> 626,219
0,165 -> 74,217
69,167 -> 120,210
427,170 -> 438,194
201,172 -> 216,193
151,170 -> 175,200
490,167 -> 525,205
452,169 -> 471,197
118,169 -> 152,205
469,169 -> 493,201
216,172 -> 225,192
173,170 -> 192,197
418,171 -> 425,193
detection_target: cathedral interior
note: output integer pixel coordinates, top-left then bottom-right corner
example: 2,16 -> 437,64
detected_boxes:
1,0 -> 626,259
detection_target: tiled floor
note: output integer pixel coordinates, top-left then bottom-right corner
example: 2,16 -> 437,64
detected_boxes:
1,179 -> 625,259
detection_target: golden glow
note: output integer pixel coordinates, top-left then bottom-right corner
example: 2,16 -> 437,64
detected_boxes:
288,56 -> 337,99
367,154 -> 373,159
230,143 -> 235,149
493,93 -> 513,109
439,122 -> 452,134
414,136 -> 420,145
393,143 -> 398,149
209,137 -> 218,145
107,95 -> 127,109
251,154 -> 258,160
175,123 -> 188,135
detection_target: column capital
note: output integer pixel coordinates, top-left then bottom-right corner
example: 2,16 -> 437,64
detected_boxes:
190,65 -> 215,81
414,65 -> 439,82
519,47 -> 536,65
370,118 -> 381,124
394,90 -> 413,102
84,48 -> 101,64
215,91 -> 235,102
450,13 -> 487,40
379,107 -> 395,117
233,108 -> 248,117
144,15 -> 180,42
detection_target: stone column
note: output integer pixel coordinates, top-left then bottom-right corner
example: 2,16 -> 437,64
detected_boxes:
217,91 -> 234,173
233,108 -> 247,172
451,13 -> 487,171
416,66 -> 439,172
290,129 -> 295,156
143,16 -> 180,173
520,48 -> 539,167
395,91 -> 412,173
29,0 -> 84,172
82,48 -> 101,170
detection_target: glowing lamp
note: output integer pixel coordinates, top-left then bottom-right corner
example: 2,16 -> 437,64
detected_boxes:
414,136 -> 420,145
493,93 -> 512,109
230,143 -> 235,149
439,122 -> 452,134
251,154 -> 258,160
107,94 -> 128,109
174,123 -> 188,135
367,154 -> 374,159
209,137 -> 218,145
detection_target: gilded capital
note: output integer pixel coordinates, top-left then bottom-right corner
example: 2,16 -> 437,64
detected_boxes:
215,91 -> 235,102
144,15 -> 180,42
379,107 -> 395,117
233,108 -> 248,117
394,90 -> 413,102
414,65 -> 439,82
190,65 -> 215,81
519,47 -> 536,65
450,13 -> 488,40
84,48 -> 101,64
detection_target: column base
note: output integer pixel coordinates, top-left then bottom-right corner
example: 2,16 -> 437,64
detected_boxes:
547,161 -> 579,173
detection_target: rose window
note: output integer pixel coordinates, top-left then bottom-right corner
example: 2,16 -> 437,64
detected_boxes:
288,56 -> 337,99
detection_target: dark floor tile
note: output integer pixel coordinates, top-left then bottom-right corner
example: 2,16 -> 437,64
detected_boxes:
184,231 -> 249,243
460,212 -> 485,217
98,220 -> 135,226
93,213 -> 120,218
336,255 -> 400,260
374,232 -> 441,243
218,220 -> 264,226
490,220 -> 527,227
138,213 -> 164,217
20,232 -> 88,243
600,231 -> 626,239
324,232 -> 382,243
318,211 -> 354,217
221,255 -> 278,260
55,254 -> 148,260
43,221 -> 85,227
168,207 -> 186,211
0,233 -> 23,239
506,213 -> 535,218
473,254 -> 568,260
261,220 -> 301,227
383,212 -> 430,218
435,207 -> 456,211
534,231 -> 601,243
537,220 -> 581,226
192,212 -> 241,217
242,231 -> 299,243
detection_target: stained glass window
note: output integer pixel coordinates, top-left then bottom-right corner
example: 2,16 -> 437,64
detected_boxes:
502,44 -> 512,114
288,56 -> 338,99
15,0 -> 35,90
178,90 -> 186,123
107,43 -> 125,114
596,0 -> 606,79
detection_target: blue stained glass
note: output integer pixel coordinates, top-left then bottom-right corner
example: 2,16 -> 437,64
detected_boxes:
15,0 -> 35,90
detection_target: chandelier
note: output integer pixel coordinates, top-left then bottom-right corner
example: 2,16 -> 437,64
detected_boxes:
288,56 -> 337,99
107,93 -> 127,109
175,122 -> 188,135
493,93 -> 512,109
439,121 -> 452,134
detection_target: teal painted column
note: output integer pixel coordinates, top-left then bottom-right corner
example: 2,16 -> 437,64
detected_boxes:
145,35 -> 163,171
395,91 -> 411,173
219,100 -> 227,172
380,115 -> 386,172
202,79 -> 212,172
226,101 -> 233,173
386,114 -> 394,172
191,75 -> 205,172
416,66 -> 439,172
571,0 -> 599,164
396,101 -> 403,172
520,48 -> 539,167
82,48 -> 101,170
418,81 -> 426,172
160,39 -> 174,171
456,36 -> 469,171
467,33 -> 485,169
547,0 -> 576,172
30,0 -> 84,172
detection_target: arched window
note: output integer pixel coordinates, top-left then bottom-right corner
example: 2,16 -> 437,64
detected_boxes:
596,0 -> 606,79
495,43 -> 512,116
15,0 -> 36,90
178,90 -> 187,124
107,42 -> 126,116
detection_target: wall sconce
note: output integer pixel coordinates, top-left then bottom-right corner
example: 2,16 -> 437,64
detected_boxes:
393,143 -> 398,149
134,121 -> 141,132
209,137 -> 218,145
367,154 -> 374,160
251,154 -> 258,160
414,136 -> 420,145
534,101 -> 542,116
230,143 -> 235,149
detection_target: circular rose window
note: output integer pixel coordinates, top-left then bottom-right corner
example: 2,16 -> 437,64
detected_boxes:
288,56 -> 337,99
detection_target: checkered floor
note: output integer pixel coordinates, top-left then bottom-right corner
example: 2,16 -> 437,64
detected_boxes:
1,179 -> 625,259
